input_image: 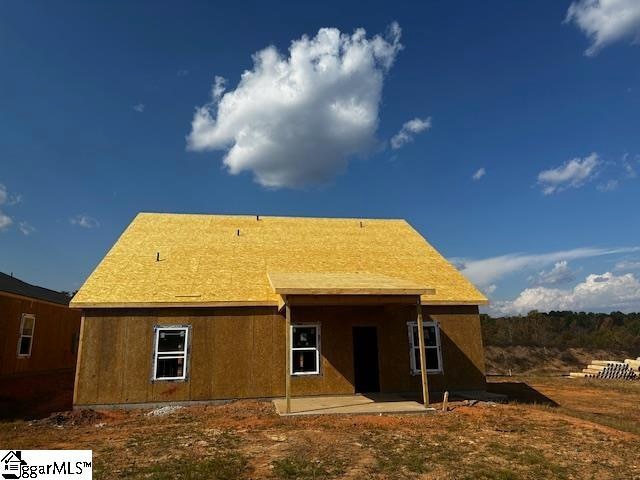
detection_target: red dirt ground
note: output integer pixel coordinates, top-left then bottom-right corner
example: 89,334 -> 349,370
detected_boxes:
1,375 -> 639,479
0,370 -> 74,420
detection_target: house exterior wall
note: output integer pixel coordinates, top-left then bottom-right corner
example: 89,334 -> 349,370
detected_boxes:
0,293 -> 81,378
73,305 -> 485,406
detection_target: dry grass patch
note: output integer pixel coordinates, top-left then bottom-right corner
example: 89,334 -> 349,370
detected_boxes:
1,377 -> 639,479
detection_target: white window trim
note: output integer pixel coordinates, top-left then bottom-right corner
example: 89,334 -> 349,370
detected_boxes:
290,323 -> 321,376
407,320 -> 443,375
153,325 -> 190,381
17,313 -> 35,358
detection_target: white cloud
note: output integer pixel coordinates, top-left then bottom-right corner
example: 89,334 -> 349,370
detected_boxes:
491,271 -> 640,315
472,167 -> 486,181
566,0 -> 640,56
211,76 -> 226,101
0,183 -> 23,231
18,221 -> 35,236
537,152 -> 600,195
390,117 -> 432,150
622,153 -> 638,178
597,178 -> 619,191
615,259 -> 640,271
70,214 -> 100,229
177,69 -> 189,77
529,261 -> 576,286
0,183 -> 22,206
133,103 -> 145,113
8,194 -> 22,205
0,210 -> 11,230
483,284 -> 497,295
187,23 -> 403,188
455,246 -> 640,287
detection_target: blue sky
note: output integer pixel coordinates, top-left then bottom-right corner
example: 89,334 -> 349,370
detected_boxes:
1,0 -> 640,314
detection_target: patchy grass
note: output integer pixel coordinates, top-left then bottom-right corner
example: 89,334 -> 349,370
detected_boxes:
491,375 -> 640,436
96,452 -> 248,480
1,377 -> 639,479
271,456 -> 346,479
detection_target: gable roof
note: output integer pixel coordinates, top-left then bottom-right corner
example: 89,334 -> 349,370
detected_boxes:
0,272 -> 71,306
70,213 -> 487,308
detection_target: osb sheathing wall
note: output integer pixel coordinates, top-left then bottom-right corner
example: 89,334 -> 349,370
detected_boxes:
74,305 -> 485,406
0,294 -> 81,377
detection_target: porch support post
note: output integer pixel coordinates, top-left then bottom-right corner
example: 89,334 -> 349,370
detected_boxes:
285,302 -> 292,414
416,299 -> 430,407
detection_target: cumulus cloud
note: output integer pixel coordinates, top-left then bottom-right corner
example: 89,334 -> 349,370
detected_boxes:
133,103 -> 145,113
537,152 -> 600,195
211,76 -> 226,101
491,271 -> 640,315
529,261 -> 576,286
18,221 -> 35,236
472,167 -> 486,181
187,23 -> 403,188
565,0 -> 640,56
390,117 -> 432,149
454,246 -> 640,287
70,214 -> 100,229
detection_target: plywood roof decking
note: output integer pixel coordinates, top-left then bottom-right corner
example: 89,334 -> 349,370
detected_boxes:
268,272 -> 434,296
70,213 -> 488,307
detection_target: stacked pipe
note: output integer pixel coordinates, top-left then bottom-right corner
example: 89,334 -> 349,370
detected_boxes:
569,357 -> 640,380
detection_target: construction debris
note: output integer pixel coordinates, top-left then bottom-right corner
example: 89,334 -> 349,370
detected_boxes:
145,405 -> 184,416
569,357 -> 640,380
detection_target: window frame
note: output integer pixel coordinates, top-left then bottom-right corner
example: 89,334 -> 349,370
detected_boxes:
17,313 -> 36,358
152,325 -> 190,381
406,320 -> 443,375
290,323 -> 321,376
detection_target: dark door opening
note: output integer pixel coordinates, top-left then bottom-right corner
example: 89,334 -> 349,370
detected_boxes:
352,327 -> 380,393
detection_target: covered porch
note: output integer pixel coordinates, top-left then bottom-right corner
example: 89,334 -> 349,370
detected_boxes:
268,272 -> 436,415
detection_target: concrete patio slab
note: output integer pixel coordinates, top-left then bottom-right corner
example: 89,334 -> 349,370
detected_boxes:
273,393 -> 435,416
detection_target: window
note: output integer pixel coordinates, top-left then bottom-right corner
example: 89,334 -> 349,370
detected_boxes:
17,314 -> 35,357
291,324 -> 320,375
407,321 -> 442,374
153,326 -> 189,380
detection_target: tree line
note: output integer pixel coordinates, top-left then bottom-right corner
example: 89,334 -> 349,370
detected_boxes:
481,311 -> 640,352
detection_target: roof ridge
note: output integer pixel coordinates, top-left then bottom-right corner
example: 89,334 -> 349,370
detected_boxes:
0,271 -> 71,305
136,212 -> 408,222
0,271 -> 67,295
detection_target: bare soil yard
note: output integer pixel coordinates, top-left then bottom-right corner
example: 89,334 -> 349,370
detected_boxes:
1,376 -> 639,479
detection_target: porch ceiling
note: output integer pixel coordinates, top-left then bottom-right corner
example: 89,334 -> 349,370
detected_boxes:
267,272 -> 435,296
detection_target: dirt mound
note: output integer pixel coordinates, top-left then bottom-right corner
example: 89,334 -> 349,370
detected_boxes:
40,409 -> 105,426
